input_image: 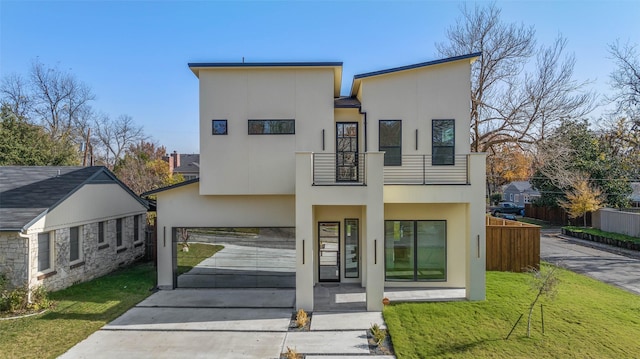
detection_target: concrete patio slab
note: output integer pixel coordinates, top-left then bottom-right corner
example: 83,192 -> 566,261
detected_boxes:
105,307 -> 291,331
384,288 -> 466,302
310,311 -> 386,331
137,288 -> 295,308
284,331 -> 370,355
59,330 -> 285,359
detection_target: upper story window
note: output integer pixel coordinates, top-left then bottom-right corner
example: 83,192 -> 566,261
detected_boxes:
212,119 -> 228,135
379,120 -> 402,166
432,119 -> 455,165
248,119 -> 295,135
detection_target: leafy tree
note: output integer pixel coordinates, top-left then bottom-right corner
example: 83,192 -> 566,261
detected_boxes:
532,120 -> 631,208
113,141 -> 183,195
436,3 -> 594,153
0,105 -> 78,165
558,179 -> 604,227
487,143 -> 533,196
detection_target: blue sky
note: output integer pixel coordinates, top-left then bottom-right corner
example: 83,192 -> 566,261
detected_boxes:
1,0 -> 639,154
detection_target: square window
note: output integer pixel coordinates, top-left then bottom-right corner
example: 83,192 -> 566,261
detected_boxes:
212,120 -> 227,135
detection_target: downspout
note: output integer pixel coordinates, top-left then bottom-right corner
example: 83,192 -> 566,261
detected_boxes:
358,107 -> 367,152
18,230 -> 32,303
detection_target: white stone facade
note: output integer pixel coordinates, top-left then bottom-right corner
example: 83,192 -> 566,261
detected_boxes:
2,214 -> 146,291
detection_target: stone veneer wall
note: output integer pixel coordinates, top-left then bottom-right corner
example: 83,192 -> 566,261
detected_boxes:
0,232 -> 28,288
28,214 -> 147,292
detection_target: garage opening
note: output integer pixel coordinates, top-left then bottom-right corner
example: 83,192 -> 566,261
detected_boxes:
173,227 -> 295,288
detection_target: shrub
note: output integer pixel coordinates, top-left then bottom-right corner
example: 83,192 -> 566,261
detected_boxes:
295,308 -> 309,328
0,282 -> 52,314
370,323 -> 387,346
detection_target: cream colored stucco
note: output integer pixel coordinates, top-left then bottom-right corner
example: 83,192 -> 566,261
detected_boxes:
198,68 -> 335,195
157,56 -> 486,309
155,181 -> 295,289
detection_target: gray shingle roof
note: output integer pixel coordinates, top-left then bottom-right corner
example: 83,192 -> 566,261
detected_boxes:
0,166 -> 145,231
174,154 -> 200,174
334,97 -> 361,108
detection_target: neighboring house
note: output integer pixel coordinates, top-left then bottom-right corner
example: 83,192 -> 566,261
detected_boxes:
0,166 -> 148,292
147,54 -> 486,311
503,181 -> 540,207
164,151 -> 200,180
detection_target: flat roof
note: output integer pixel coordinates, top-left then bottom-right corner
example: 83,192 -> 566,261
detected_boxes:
188,62 -> 343,97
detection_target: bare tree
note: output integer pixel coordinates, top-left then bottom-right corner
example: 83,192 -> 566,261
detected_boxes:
436,3 -> 594,153
0,73 -> 31,117
93,114 -> 146,169
608,40 -> 640,126
29,59 -> 95,140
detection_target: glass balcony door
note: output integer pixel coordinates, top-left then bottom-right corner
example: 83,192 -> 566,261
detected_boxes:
336,122 -> 359,182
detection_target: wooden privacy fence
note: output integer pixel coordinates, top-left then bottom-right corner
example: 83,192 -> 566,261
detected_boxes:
486,216 -> 541,272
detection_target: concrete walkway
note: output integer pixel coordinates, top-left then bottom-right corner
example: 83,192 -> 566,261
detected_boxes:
59,288 -> 396,359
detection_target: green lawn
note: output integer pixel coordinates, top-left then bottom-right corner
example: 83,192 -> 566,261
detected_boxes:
177,243 -> 224,275
564,226 -> 640,244
384,264 -> 640,359
0,243 -> 223,359
0,262 -> 156,359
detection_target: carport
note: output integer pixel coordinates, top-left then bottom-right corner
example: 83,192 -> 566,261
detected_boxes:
173,227 -> 295,288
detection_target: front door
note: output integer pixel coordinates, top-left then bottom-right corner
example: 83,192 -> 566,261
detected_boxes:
318,222 -> 340,282
336,122 -> 359,182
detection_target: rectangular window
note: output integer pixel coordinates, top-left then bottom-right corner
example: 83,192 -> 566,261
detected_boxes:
70,226 -> 81,262
98,222 -> 105,243
384,220 -> 446,281
344,219 -> 359,278
37,232 -> 52,272
432,119 -> 455,165
379,120 -> 402,166
116,218 -> 123,247
134,215 -> 140,242
212,119 -> 227,135
248,119 -> 295,135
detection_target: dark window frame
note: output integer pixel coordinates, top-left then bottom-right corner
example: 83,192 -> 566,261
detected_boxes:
116,218 -> 123,247
248,119 -> 295,135
37,232 -> 52,272
69,226 -> 81,262
134,215 -> 140,243
379,120 -> 402,166
432,119 -> 455,166
98,221 -> 105,243
212,119 -> 228,135
384,220 -> 447,282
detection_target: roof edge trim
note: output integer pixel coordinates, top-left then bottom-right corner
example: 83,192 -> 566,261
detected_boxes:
353,52 -> 482,80
141,178 -> 200,196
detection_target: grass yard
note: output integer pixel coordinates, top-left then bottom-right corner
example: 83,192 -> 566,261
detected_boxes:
563,226 -> 640,244
0,262 -> 156,359
384,264 -> 640,359
177,243 -> 224,275
0,243 -> 223,359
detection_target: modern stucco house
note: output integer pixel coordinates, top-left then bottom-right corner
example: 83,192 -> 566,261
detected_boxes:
0,166 -> 148,291
149,53 -> 486,311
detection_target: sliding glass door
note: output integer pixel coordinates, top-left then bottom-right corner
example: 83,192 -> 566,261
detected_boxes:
384,220 -> 446,281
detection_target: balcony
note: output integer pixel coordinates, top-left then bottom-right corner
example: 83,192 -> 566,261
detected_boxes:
311,153 -> 469,186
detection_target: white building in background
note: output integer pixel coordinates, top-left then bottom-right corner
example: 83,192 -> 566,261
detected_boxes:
147,54 -> 486,311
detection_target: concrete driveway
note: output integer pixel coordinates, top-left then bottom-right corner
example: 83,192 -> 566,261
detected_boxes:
58,288 -> 394,359
540,229 -> 640,295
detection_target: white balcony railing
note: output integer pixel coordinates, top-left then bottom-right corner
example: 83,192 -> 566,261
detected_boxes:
311,153 -> 469,186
